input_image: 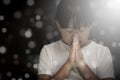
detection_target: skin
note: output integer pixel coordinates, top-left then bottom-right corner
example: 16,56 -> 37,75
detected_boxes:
38,20 -> 114,80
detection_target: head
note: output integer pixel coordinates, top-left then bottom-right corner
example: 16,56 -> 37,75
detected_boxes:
55,0 -> 95,46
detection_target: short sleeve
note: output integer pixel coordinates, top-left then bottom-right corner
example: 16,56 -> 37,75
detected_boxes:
38,46 -> 53,76
97,47 -> 115,79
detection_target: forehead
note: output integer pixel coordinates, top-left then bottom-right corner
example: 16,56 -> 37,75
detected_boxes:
66,17 -> 89,29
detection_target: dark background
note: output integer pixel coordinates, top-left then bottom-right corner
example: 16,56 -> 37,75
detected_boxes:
0,0 -> 120,80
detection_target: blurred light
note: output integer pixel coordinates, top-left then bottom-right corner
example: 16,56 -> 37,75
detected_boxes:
1,27 -> 7,33
2,0 -> 11,5
33,64 -> 38,69
0,46 -> 7,54
18,78 -> 23,80
6,72 -> 12,77
99,30 -> 105,36
35,21 -> 43,29
26,62 -> 32,68
30,17 -> 35,23
0,15 -> 5,21
11,78 -> 16,80
13,60 -> 19,65
28,41 -> 36,49
24,29 -> 32,38
55,0 -> 61,6
53,31 -> 59,37
99,41 -> 104,45
14,11 -> 22,19
35,8 -> 44,16
24,73 -> 30,78
118,42 -> 120,47
35,15 -> 41,20
25,49 -> 31,54
89,1 -> 97,10
46,32 -> 54,40
27,0 -> 35,6
106,0 -> 120,9
112,42 -> 117,47
13,54 -> 19,59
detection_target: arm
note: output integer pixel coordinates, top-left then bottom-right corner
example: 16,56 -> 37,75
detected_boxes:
52,42 -> 77,80
38,56 -> 73,80
53,60 -> 72,80
73,34 -> 114,80
38,74 -> 52,80
38,43 -> 76,80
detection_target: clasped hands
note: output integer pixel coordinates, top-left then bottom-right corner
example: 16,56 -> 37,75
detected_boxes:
68,34 -> 84,67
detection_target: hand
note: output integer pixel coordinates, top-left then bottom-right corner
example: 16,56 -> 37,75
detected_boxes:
73,34 -> 83,67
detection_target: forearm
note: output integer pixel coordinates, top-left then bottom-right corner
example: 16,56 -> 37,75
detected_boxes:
53,60 -> 72,80
77,60 -> 100,80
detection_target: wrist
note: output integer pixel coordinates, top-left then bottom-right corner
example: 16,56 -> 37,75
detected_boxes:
77,60 -> 86,68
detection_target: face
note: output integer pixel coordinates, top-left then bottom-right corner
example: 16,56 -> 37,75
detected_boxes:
56,19 -> 92,47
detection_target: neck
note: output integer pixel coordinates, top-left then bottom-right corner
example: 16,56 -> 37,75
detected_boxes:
81,40 -> 91,48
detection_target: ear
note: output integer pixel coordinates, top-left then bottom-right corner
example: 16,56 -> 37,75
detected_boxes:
55,19 -> 61,31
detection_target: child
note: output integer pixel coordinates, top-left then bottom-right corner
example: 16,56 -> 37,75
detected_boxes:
38,0 -> 115,80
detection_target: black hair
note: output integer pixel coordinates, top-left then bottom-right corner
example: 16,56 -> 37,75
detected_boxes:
56,0 -> 94,28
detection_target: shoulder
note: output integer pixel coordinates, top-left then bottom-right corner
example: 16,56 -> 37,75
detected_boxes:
41,40 -> 61,54
92,41 -> 112,58
43,40 -> 61,49
92,41 -> 109,51
39,40 -> 61,58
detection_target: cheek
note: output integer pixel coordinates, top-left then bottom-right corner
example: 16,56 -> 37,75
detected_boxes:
78,33 -> 89,41
62,33 -> 73,41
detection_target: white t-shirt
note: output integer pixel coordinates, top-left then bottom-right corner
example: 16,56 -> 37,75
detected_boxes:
38,40 -> 115,80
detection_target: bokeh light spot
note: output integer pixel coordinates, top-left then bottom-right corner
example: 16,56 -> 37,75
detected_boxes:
112,42 -> 117,47
99,41 -> 104,45
35,21 -> 43,29
0,15 -> 5,21
11,78 -> 16,80
46,32 -> 54,40
26,62 -> 32,68
24,29 -> 32,38
118,42 -> 120,47
18,78 -> 23,80
28,41 -> 36,49
33,64 -> 38,69
2,0 -> 11,5
24,73 -> 30,78
6,72 -> 12,77
1,27 -> 7,33
13,54 -> 19,59
35,15 -> 41,20
14,11 -> 22,19
27,0 -> 35,6
0,46 -> 7,54
25,49 -> 31,54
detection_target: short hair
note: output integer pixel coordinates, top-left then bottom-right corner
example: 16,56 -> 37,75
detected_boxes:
56,0 -> 94,28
